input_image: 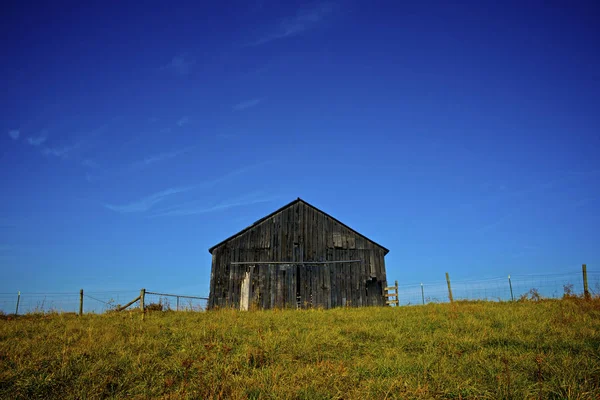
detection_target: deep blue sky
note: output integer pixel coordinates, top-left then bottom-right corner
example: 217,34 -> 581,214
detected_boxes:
1,1 -> 599,298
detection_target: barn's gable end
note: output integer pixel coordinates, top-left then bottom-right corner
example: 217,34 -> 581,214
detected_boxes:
208,198 -> 388,309
208,198 -> 388,256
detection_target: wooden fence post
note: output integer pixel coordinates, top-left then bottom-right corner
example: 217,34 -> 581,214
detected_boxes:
79,289 -> 83,316
176,296 -> 180,311
15,291 -> 20,315
445,272 -> 453,303
140,288 -> 146,313
508,275 -> 514,302
583,264 -> 590,300
421,283 -> 425,305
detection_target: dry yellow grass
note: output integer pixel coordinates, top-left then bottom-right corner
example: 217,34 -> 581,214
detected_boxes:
1,298 -> 600,399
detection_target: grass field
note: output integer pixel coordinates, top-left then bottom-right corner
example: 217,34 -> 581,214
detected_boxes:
1,298 -> 599,399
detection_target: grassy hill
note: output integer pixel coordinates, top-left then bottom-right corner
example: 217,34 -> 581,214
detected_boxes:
1,298 -> 599,399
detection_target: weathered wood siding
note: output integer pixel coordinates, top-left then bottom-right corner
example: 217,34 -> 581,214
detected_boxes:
208,201 -> 387,309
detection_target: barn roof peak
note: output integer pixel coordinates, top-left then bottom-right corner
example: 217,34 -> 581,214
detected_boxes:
208,198 -> 389,255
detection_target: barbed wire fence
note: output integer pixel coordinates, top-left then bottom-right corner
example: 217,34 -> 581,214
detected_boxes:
144,291 -> 207,312
0,265 -> 597,315
397,266 -> 599,305
0,288 -> 210,315
0,290 -> 142,315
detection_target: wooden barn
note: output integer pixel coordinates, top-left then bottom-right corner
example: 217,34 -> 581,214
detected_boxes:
208,198 -> 389,310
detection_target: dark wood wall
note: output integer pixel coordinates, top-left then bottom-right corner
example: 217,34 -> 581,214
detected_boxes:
208,201 -> 387,309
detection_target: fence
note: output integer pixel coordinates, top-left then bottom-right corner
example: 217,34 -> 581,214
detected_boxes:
0,289 -> 208,315
1,265 -> 598,315
143,291 -> 207,312
398,265 -> 599,305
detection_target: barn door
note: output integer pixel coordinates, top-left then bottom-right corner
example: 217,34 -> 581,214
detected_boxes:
366,278 -> 383,306
240,270 -> 251,311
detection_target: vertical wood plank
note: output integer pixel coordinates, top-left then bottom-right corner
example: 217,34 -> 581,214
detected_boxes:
312,265 -> 319,307
325,215 -> 333,249
302,265 -> 308,308
270,265 -> 276,309
251,265 -> 260,307
339,253 -> 346,306
232,263 -> 239,308
209,252 -> 216,308
276,213 -> 283,262
350,250 -> 358,306
355,236 -> 364,250
281,209 -> 287,262
226,246 -> 234,307
369,243 -> 376,278
318,265 -> 324,308
276,266 -> 283,308
264,264 -> 269,309
316,210 -> 323,260
288,207 -> 294,261
324,264 -> 331,309
331,263 -> 337,307
306,206 -> 313,261
317,265 -> 323,308
311,265 -> 316,308
357,262 -> 364,307
298,264 -> 305,308
264,264 -> 270,309
333,222 -> 342,248
342,227 -> 349,250
294,265 -> 299,308
312,207 -> 318,261
299,202 -> 305,251
346,261 -> 352,307
213,246 -> 226,307
284,265 -> 294,308
293,202 -> 299,246
336,257 -> 342,307
259,264 -> 266,309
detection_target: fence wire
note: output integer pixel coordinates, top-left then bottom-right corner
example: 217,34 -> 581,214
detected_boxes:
144,292 -> 207,312
1,268 -> 597,314
397,270 -> 600,305
0,290 -> 141,315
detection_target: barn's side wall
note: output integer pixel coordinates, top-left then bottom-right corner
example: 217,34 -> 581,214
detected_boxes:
208,202 -> 387,309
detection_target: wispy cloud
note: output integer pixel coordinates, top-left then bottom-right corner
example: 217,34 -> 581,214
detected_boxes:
42,143 -> 81,158
160,54 -> 195,76
202,161 -> 273,186
131,147 -> 194,169
177,116 -> 190,127
233,98 -> 262,111
27,131 -> 48,146
104,162 -> 273,214
151,193 -> 278,217
104,186 -> 195,214
39,121 -> 115,160
249,2 -> 335,46
8,130 -> 20,140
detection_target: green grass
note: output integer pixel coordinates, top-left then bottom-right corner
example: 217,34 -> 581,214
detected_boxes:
1,299 -> 600,399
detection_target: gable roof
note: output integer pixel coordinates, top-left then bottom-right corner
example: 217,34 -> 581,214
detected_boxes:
208,198 -> 389,255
